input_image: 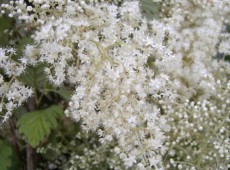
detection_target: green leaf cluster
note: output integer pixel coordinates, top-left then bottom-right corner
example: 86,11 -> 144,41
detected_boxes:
0,140 -> 13,170
0,139 -> 18,170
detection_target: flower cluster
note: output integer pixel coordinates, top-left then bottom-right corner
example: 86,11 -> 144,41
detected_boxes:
63,2 -> 173,168
0,47 -> 32,122
157,1 -> 230,169
162,61 -> 230,169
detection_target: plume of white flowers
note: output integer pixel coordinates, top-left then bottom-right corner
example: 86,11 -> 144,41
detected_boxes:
62,2 -> 173,168
0,47 -> 33,122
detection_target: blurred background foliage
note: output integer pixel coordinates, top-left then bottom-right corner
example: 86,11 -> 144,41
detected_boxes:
141,0 -> 161,19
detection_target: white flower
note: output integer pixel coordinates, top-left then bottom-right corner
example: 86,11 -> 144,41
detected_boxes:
75,86 -> 86,99
126,116 -> 136,124
124,156 -> 136,167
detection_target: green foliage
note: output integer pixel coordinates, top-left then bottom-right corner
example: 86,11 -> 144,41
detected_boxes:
224,55 -> 230,62
46,87 -> 74,101
0,15 -> 32,58
18,63 -> 73,101
0,16 -> 14,47
36,120 -> 123,170
141,0 -> 161,19
18,64 -> 47,89
0,139 -> 13,170
226,24 -> 230,33
15,36 -> 33,58
17,105 -> 63,147
224,25 -> 230,62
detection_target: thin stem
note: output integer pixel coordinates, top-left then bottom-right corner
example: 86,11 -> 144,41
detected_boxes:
9,117 -> 24,170
90,40 -> 116,67
26,144 -> 34,170
26,97 -> 36,170
36,80 -> 48,106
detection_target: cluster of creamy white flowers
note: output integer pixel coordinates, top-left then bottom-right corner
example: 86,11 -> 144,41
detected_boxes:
62,2 -> 173,168
0,47 -> 33,122
0,0 -> 230,169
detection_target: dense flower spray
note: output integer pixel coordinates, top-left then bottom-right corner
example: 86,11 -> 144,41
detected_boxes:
0,47 -> 33,122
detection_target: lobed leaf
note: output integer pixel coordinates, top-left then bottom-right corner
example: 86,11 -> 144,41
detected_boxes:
17,105 -> 63,147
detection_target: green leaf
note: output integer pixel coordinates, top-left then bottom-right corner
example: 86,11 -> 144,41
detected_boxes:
14,36 -> 33,58
57,88 -> 73,101
18,63 -> 47,88
224,55 -> 230,62
17,105 -> 63,147
226,24 -> 230,33
0,139 -> 13,170
46,87 -> 74,101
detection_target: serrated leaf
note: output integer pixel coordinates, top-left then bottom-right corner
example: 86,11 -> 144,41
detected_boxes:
17,105 -> 63,147
0,139 -> 13,170
18,63 -> 47,88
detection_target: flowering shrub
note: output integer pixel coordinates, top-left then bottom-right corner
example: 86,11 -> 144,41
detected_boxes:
0,0 -> 229,170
